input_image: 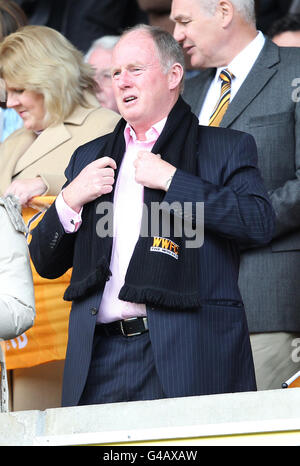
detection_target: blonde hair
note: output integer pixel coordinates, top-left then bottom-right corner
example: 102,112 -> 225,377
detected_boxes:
0,25 -> 97,125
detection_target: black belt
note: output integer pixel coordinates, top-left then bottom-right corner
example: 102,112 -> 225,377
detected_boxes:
95,317 -> 148,337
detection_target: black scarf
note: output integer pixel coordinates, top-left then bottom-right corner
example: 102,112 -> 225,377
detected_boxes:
64,96 -> 203,309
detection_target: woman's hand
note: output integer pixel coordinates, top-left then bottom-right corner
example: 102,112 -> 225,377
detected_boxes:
5,177 -> 47,207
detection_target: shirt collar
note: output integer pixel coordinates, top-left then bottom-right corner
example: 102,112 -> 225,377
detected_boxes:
124,117 -> 167,147
216,30 -> 265,82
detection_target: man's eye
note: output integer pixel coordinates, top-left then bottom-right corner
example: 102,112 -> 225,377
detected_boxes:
178,18 -> 191,25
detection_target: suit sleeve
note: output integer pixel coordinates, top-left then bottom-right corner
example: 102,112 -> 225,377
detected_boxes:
164,131 -> 276,247
29,149 -> 79,279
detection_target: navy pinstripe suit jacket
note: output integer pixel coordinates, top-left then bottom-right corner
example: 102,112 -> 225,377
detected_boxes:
29,120 -> 275,407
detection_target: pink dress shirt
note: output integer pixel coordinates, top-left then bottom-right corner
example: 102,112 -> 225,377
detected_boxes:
56,119 -> 166,323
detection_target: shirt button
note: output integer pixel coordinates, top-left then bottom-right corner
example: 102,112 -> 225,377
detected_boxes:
90,307 -> 98,316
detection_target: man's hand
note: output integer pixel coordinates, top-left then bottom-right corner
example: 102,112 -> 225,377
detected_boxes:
5,177 -> 47,207
62,157 -> 117,212
134,151 -> 176,191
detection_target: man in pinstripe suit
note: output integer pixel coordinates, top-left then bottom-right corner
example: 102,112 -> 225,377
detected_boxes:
29,25 -> 275,407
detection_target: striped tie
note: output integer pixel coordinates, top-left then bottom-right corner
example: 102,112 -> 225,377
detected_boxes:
209,69 -> 234,127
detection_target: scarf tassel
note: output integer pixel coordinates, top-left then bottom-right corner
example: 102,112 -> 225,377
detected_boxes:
63,259 -> 111,301
119,284 -> 202,310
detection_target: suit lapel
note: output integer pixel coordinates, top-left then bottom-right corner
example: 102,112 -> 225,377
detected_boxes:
13,101 -> 99,175
14,123 -> 71,175
220,39 -> 280,128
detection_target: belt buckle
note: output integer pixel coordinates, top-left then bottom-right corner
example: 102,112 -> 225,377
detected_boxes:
120,317 -> 147,337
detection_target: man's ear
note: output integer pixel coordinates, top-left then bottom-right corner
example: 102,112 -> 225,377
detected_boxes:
168,63 -> 184,90
216,0 -> 234,29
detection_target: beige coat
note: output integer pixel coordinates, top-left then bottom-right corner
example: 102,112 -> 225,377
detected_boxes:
0,96 -> 120,195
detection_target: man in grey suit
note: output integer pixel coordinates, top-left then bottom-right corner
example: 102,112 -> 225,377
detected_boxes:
170,0 -> 300,390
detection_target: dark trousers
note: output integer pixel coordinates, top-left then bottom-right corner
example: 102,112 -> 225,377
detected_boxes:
79,329 -> 166,405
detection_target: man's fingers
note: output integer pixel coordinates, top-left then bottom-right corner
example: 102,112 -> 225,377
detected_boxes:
101,167 -> 115,178
100,184 -> 114,195
101,176 -> 115,186
93,156 -> 117,170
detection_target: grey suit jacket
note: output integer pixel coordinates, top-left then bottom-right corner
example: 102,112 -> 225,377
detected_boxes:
183,38 -> 300,332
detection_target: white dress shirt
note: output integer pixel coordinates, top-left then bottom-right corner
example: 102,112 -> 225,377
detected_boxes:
199,31 -> 266,126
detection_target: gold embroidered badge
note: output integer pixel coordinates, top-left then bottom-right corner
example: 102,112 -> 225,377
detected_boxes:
150,236 -> 179,260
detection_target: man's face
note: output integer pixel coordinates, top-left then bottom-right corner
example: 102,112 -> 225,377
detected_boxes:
111,31 -> 176,139
171,0 -> 224,68
88,47 -> 119,113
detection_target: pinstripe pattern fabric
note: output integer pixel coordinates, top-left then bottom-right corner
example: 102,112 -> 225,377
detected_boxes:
30,116 -> 275,407
147,302 -> 256,398
209,69 -> 234,127
79,330 -> 165,405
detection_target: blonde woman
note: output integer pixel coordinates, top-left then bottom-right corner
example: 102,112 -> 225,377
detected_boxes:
0,25 -> 120,204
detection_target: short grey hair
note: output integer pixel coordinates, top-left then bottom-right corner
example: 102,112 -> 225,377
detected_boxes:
85,35 -> 120,62
200,0 -> 256,25
121,24 -> 185,89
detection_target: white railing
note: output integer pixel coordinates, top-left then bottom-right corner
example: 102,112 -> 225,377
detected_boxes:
0,388 -> 300,446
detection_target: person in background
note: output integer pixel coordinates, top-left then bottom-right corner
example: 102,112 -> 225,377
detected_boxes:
137,0 -> 200,78
85,36 -> 120,113
0,25 -> 119,412
254,0 -> 293,33
137,0 -> 174,33
268,13 -> 300,47
0,25 -> 120,205
174,0 -> 300,390
13,0 -> 147,53
30,25 -> 274,408
0,0 -> 27,142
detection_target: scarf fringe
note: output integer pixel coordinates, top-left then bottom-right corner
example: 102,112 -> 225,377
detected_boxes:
119,284 -> 202,310
63,260 -> 111,301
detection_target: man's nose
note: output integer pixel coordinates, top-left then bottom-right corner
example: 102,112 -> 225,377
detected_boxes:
173,23 -> 185,43
117,69 -> 132,88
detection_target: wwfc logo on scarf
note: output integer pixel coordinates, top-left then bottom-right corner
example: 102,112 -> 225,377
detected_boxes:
150,236 -> 179,260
